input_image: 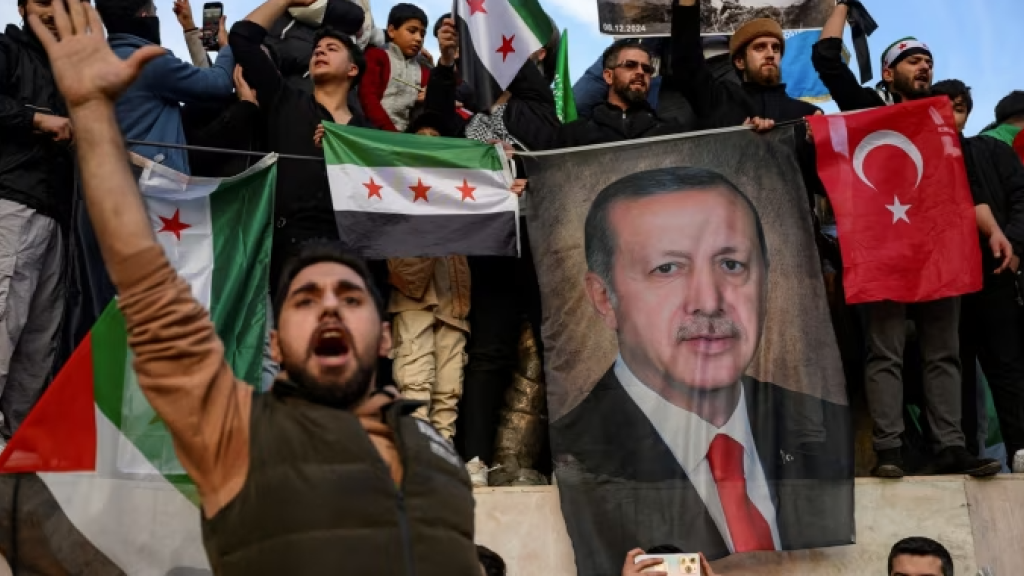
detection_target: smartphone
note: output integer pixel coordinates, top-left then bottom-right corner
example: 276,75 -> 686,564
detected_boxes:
635,554 -> 702,575
201,2 -> 223,51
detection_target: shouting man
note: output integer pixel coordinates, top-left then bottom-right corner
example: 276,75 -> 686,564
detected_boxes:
28,1 -> 480,574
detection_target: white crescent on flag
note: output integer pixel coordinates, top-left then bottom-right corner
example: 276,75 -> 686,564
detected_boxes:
852,130 -> 924,191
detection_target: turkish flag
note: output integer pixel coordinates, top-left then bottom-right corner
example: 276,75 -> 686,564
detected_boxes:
808,98 -> 982,304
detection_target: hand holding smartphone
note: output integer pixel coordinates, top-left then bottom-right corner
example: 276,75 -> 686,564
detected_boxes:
201,2 -> 223,51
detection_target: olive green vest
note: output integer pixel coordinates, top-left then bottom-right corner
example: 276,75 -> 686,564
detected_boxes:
201,384 -> 480,576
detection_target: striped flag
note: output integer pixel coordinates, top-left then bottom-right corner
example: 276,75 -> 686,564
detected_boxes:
455,0 -> 553,109
324,122 -> 518,259
0,154 -> 276,574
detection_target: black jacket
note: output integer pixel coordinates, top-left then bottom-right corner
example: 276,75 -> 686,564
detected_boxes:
811,37 -> 895,112
963,134 -> 1024,259
230,20 -> 372,285
182,100 -> 264,178
202,389 -> 480,576
557,100 -> 687,148
551,368 -> 854,575
0,24 -> 74,226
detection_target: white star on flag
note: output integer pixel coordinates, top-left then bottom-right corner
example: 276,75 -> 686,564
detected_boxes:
886,195 -> 911,224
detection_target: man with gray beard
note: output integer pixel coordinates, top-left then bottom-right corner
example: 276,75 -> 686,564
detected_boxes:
557,39 -> 688,147
549,167 -> 852,570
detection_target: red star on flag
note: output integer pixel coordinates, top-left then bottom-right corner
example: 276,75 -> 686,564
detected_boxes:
409,178 -> 432,202
456,179 -> 477,201
157,208 -> 191,241
899,42 -> 907,50
496,35 -> 516,62
364,177 -> 384,200
466,0 -> 487,16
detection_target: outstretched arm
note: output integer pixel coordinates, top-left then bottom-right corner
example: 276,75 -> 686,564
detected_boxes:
29,0 -> 253,519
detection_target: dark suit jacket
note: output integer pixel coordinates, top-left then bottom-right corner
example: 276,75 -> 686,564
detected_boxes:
550,367 -> 854,576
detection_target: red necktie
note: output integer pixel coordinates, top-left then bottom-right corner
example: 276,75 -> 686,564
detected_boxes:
706,434 -> 775,552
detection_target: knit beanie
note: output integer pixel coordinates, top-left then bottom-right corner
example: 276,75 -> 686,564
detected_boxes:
995,91 -> 1024,124
729,18 -> 785,59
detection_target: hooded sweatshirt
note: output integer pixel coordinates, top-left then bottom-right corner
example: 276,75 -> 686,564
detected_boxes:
108,31 -> 236,174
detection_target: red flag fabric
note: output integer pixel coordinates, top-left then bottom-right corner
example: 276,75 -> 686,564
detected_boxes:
1013,129 -> 1024,163
808,98 -> 982,304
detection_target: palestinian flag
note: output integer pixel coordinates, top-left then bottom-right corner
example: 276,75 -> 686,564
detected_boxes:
324,122 -> 518,259
552,27 -> 576,123
455,0 -> 553,110
0,154 -> 276,574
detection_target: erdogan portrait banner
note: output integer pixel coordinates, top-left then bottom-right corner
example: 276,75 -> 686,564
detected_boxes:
596,0 -> 835,37
522,126 -> 854,575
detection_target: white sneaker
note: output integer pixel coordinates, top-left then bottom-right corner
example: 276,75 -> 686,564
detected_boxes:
1013,449 -> 1024,474
466,457 -> 489,488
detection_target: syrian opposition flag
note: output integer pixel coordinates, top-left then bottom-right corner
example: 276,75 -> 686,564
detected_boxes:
455,0 -> 553,110
809,98 -> 982,304
324,122 -> 518,259
0,154 -> 276,574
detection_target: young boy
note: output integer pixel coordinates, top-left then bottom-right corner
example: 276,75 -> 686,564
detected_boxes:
387,112 -> 470,440
359,3 -> 430,131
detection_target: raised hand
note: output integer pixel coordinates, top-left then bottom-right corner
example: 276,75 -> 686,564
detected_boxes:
28,0 -> 165,111
217,15 -> 229,49
172,0 -> 196,30
437,18 -> 458,67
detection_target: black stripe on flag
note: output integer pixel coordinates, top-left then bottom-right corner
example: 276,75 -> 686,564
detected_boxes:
456,13 -> 503,113
336,211 -> 517,259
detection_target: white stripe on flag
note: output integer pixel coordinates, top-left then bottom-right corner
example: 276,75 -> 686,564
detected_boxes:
143,195 -> 214,310
38,407 -> 208,575
457,0 -> 543,89
328,165 -> 517,216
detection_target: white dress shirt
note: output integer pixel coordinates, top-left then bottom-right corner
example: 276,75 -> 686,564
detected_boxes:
615,356 -> 781,552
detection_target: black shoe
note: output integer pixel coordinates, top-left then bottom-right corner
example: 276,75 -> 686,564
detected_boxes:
872,448 -> 905,478
929,446 -> 1002,477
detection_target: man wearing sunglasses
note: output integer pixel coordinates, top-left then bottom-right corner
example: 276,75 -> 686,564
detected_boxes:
558,39 -> 688,148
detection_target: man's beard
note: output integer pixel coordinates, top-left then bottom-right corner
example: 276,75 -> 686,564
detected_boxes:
746,62 -> 781,86
613,76 -> 649,107
893,70 -> 931,100
282,350 -> 377,410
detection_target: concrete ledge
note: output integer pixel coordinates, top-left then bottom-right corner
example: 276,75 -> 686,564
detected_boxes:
474,476 -> 1024,575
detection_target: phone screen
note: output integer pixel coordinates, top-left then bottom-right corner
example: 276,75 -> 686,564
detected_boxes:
201,3 -> 223,50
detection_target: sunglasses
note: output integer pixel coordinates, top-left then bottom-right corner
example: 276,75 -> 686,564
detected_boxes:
613,60 -> 655,75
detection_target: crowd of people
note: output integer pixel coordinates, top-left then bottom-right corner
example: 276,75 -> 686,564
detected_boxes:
2,0 -> 1024,570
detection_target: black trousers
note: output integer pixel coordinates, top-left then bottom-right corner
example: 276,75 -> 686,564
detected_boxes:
454,224 -> 542,464
964,271 -> 1024,464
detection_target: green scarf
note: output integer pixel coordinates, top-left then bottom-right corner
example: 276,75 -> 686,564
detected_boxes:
981,123 -> 1022,146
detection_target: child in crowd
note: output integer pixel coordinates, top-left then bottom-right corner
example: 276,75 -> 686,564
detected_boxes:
387,112 -> 470,440
359,3 -> 430,131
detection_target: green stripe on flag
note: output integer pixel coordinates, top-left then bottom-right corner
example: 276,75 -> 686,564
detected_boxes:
507,0 -> 553,45
92,301 -> 129,427
323,123 -> 505,171
210,162 -> 276,386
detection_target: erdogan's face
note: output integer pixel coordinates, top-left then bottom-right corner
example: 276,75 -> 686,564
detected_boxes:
586,189 -> 766,396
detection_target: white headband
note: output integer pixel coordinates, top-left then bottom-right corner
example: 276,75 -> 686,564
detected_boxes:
883,39 -> 930,68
